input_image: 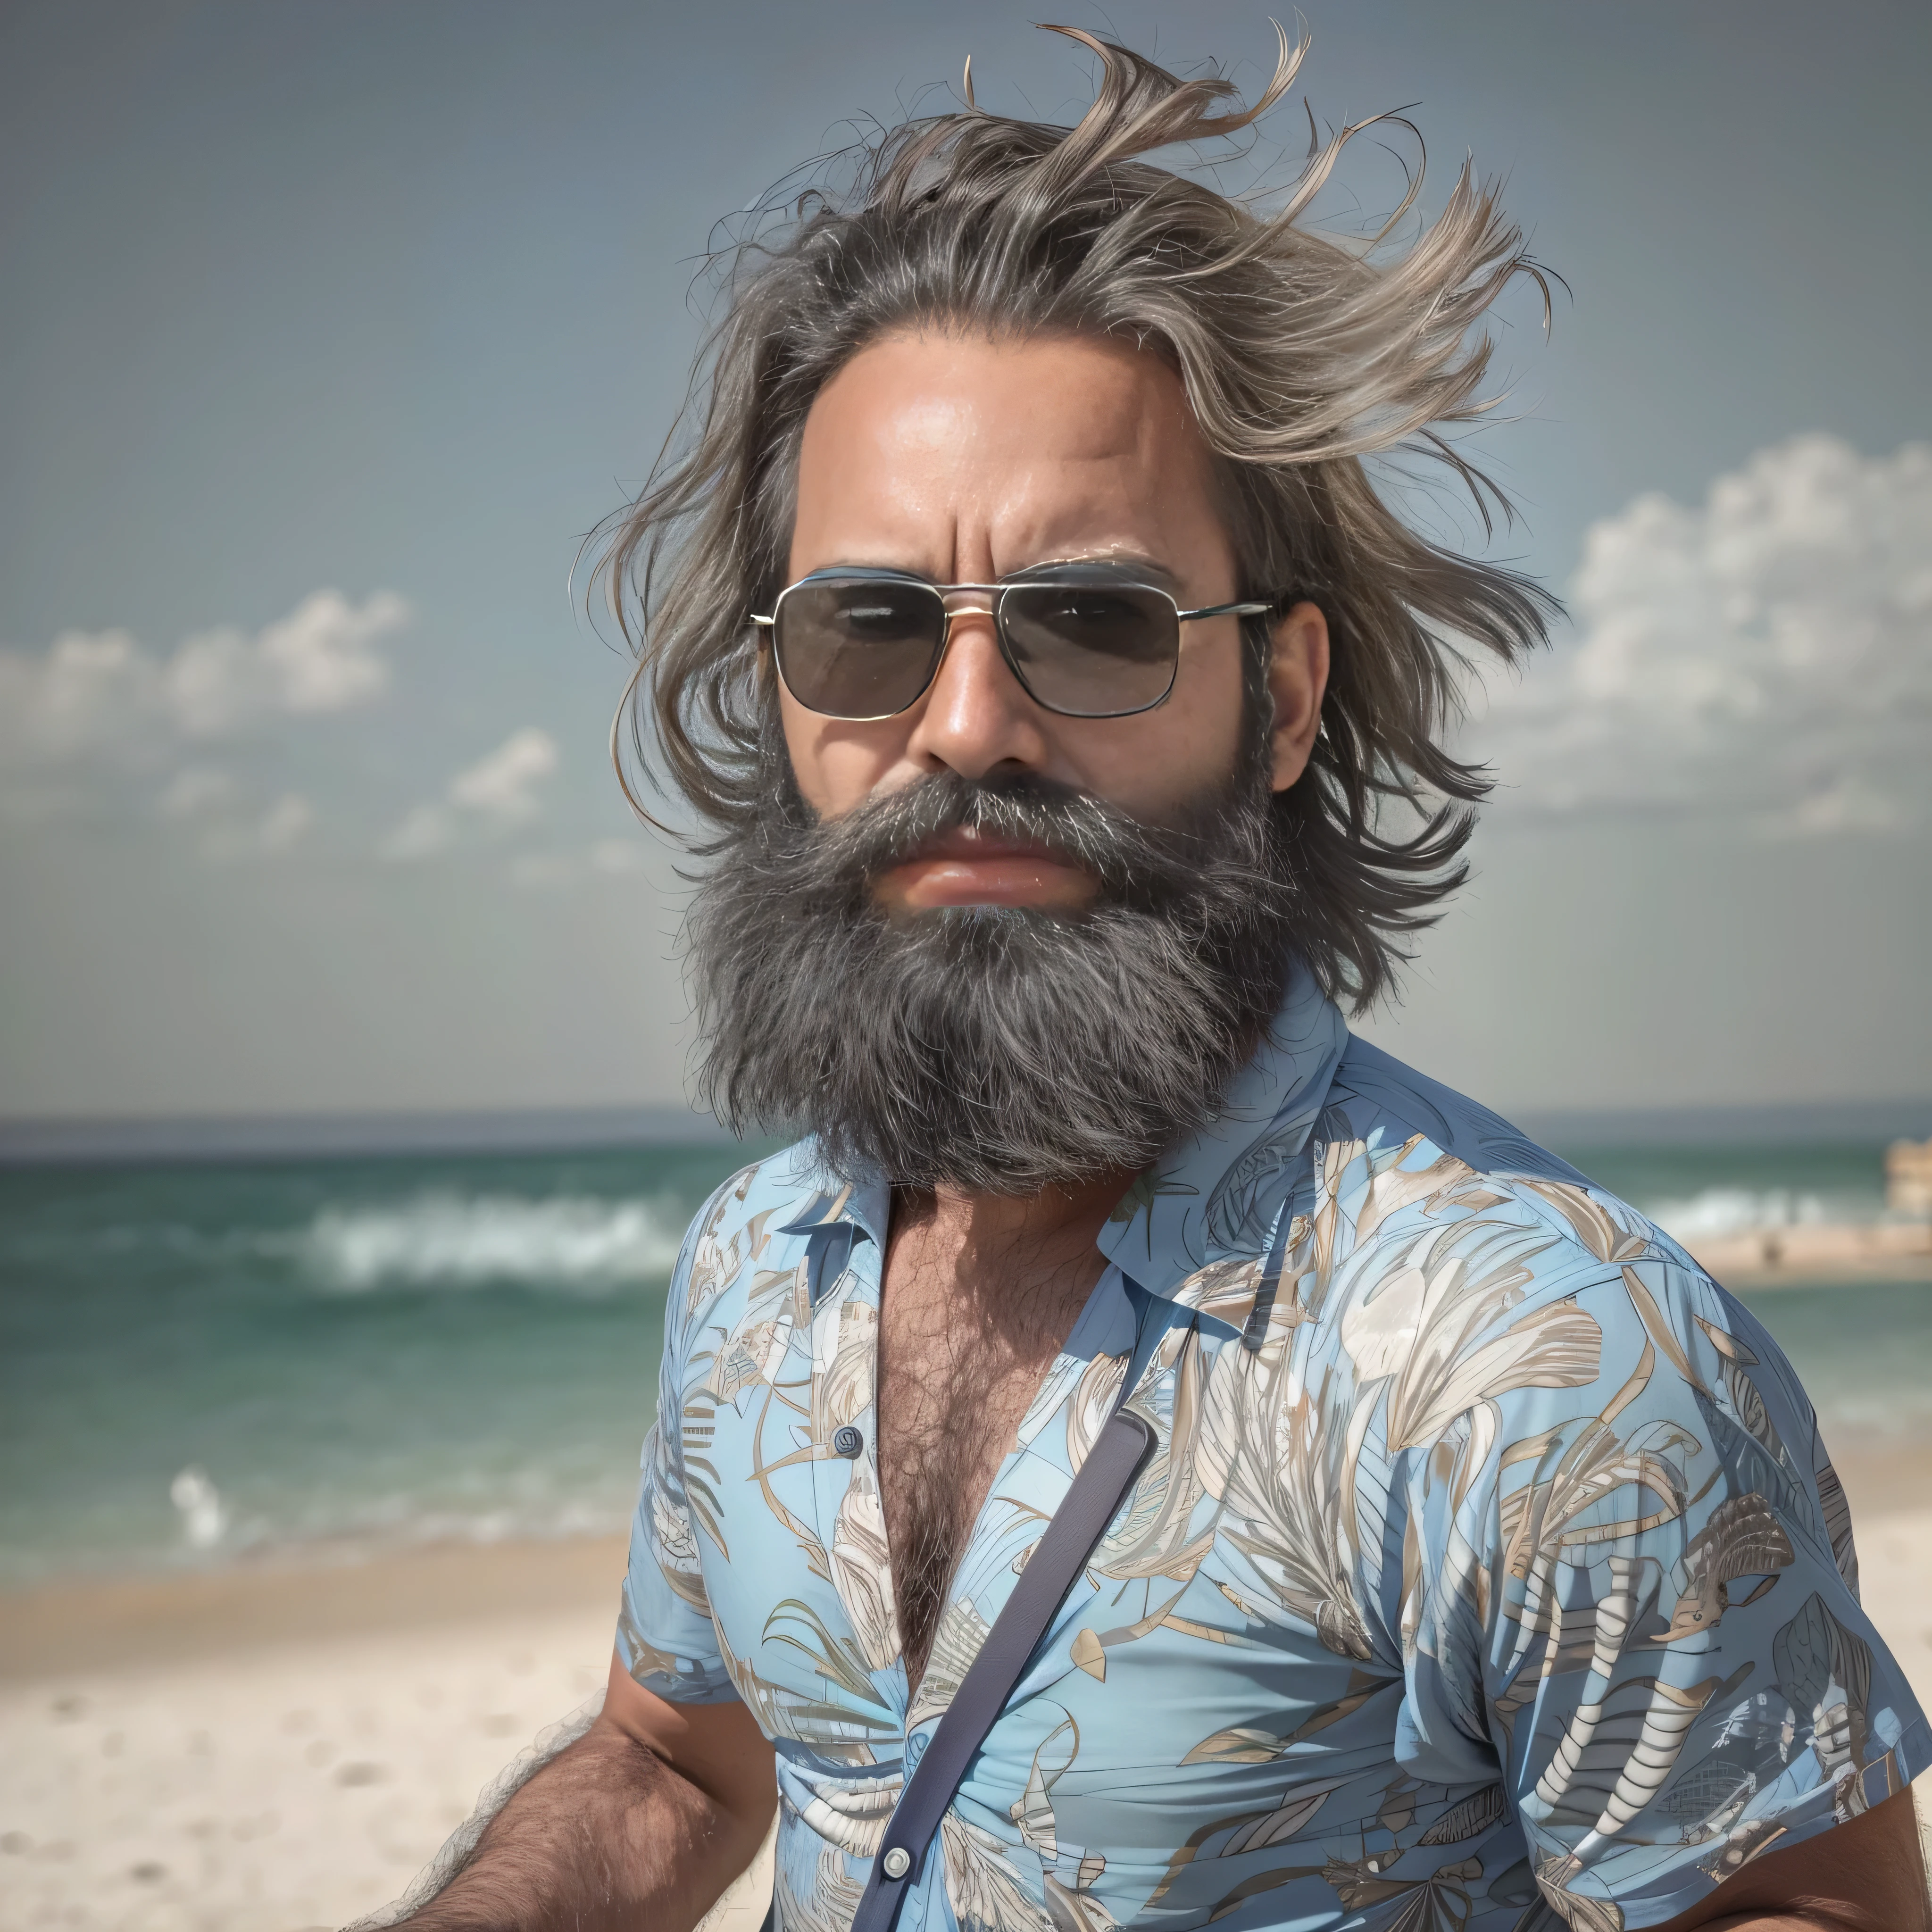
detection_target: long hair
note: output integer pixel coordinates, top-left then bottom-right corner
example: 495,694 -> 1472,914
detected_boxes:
592,25 -> 1557,1010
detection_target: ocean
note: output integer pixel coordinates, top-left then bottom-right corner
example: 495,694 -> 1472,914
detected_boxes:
1,1135 -> 1927,1590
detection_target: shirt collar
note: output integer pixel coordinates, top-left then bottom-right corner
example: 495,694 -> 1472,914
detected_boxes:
775,1169 -> 891,1306
775,965 -> 1349,1322
1096,963 -> 1349,1326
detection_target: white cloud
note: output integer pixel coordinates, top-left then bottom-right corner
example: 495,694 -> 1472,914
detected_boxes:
380,802 -> 458,862
447,727 -> 558,823
382,728 -> 560,862
147,762 -> 315,860
0,590 -> 405,769
1473,435 -> 1932,835
198,792 -> 316,862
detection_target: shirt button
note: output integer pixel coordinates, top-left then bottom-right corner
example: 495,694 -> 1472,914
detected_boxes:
832,1425 -> 864,1458
882,1848 -> 911,1879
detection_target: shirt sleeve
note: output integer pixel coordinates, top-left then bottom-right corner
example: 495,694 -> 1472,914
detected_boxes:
615,1184 -> 744,1707
1394,1237 -> 1929,1932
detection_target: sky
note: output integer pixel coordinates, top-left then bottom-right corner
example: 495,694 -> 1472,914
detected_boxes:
1,0 -> 1928,1124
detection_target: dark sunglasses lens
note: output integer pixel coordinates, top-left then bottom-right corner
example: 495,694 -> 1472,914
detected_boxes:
773,578 -> 947,718
998,583 -> 1180,716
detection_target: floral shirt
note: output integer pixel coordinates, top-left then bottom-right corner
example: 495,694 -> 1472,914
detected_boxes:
620,971 -> 1926,1932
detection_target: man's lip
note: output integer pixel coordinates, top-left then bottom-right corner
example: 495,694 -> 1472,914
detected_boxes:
886,827 -> 1078,868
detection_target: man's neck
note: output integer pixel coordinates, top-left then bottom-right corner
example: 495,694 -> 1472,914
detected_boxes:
890,1167 -> 1136,1302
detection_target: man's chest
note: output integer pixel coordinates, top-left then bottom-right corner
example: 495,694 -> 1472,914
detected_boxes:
679,1250 -> 1410,1762
871,1233 -> 1108,1687
670,1231 -> 1526,1930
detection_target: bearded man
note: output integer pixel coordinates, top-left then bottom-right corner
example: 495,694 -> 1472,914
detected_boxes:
392,31 -> 1928,1932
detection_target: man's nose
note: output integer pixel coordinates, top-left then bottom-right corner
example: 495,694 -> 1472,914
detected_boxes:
903,603 -> 1053,780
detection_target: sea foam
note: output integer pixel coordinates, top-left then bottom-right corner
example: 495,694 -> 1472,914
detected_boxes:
302,1192 -> 683,1293
1643,1186 -> 1834,1242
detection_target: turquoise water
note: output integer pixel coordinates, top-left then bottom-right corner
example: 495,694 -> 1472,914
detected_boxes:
0,1147 -> 761,1586
0,1138 -> 1925,1587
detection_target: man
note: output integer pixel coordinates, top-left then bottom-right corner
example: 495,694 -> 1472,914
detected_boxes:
397,31 -> 1928,1932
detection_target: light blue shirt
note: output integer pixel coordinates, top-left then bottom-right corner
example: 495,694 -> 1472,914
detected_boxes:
621,970 -> 1926,1932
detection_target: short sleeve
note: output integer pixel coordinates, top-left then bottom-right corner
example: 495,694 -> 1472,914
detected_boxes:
1396,1239 -> 1929,1931
615,1190 -> 743,1707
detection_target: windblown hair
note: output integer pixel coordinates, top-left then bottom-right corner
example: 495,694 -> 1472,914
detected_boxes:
596,26 -> 1557,1009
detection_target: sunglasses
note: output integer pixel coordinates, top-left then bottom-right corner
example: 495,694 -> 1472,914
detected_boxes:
751,566 -> 1273,721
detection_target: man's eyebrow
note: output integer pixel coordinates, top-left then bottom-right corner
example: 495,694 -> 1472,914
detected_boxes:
1007,553 -> 1185,592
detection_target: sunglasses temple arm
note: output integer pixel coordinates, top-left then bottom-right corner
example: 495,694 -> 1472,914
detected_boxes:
1176,600 -> 1275,622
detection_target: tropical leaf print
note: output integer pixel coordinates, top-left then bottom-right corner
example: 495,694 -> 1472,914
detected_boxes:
1090,1331 -> 1217,1586
811,1298 -> 875,1444
1008,1714 -> 1079,1859
1514,1181 -> 1650,1268
798,1772 -> 899,1858
1209,1364 -> 1371,1660
828,1459 -> 899,1673
1696,1815 -> 1789,1883
1815,1456 -> 1860,1588
1659,1758 -> 1756,1834
757,1597 -> 899,1741
1417,1782 -> 1509,1846
1533,1658 -> 1754,1849
1652,1491 -> 1794,1642
908,1596 -> 993,1730
941,1812 -> 1055,1932
616,1597 -> 695,1689
1321,1853 -> 1482,1931
774,1832 -> 866,1932
1773,1591 -> 1874,1812
619,1004 -> 1928,1932
1496,1409 -> 1694,1684
1532,1852 -> 1623,1932
1042,1871 -> 1118,1932
1337,1227 -> 1604,1459
650,1484 -> 699,1565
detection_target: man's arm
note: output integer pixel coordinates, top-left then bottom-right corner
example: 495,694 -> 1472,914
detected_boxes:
400,1651 -> 778,1932
1657,1785 -> 1929,1932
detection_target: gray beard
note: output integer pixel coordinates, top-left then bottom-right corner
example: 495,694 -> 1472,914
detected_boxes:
686,744 -> 1303,1195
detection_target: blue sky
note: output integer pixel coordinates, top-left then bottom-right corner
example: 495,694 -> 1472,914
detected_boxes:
2,0 -> 1928,1120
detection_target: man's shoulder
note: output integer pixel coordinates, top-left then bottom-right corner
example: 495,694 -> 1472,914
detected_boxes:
1311,1033 -> 1714,1314
1323,1033 -> 1588,1191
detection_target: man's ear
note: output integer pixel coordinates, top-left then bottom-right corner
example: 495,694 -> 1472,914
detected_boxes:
1266,601 -> 1330,792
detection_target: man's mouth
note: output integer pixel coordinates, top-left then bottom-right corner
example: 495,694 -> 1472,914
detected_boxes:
871,824 -> 1099,915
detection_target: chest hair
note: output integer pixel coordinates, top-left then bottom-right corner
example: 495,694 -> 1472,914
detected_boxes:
875,1206 -> 1104,1692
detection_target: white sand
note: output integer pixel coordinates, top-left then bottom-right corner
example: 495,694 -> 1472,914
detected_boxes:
4,1511 -> 1928,1931
0,1597 -> 776,1932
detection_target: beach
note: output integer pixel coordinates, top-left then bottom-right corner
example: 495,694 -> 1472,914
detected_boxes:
4,1142 -> 1929,1927
3,1448 -> 1929,1932
0,1537 -> 777,1932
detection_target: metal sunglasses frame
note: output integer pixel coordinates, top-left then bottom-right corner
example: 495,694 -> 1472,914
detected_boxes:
749,566 -> 1274,721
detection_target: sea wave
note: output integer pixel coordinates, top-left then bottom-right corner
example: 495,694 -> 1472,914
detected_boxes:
302,1192 -> 683,1292
1642,1186 -> 1837,1242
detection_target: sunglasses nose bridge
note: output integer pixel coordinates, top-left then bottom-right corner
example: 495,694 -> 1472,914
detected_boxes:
937,589 -> 998,624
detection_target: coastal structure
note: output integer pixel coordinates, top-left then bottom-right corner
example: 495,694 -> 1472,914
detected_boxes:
1888,1136 -> 1932,1217
1680,1134 -> 1932,1285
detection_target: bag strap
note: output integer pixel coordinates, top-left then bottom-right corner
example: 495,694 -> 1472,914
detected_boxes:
843,1400 -> 1156,1932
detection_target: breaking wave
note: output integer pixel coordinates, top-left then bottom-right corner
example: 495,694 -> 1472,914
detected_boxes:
1643,1186 -> 1839,1242
302,1192 -> 683,1293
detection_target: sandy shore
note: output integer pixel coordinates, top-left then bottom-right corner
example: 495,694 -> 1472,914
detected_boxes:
3,1459 -> 1929,1932
1684,1220 -> 1932,1286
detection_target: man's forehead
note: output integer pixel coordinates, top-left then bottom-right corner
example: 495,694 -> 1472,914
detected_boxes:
789,330 -> 1226,583
796,330 -> 1206,491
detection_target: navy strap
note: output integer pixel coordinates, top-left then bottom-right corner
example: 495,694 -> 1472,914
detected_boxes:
843,1402 -> 1156,1932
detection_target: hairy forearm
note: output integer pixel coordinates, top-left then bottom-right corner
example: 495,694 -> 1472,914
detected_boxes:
398,1715 -> 769,1932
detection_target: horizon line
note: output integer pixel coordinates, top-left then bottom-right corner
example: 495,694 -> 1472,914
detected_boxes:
1,1094 -> 1928,1167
